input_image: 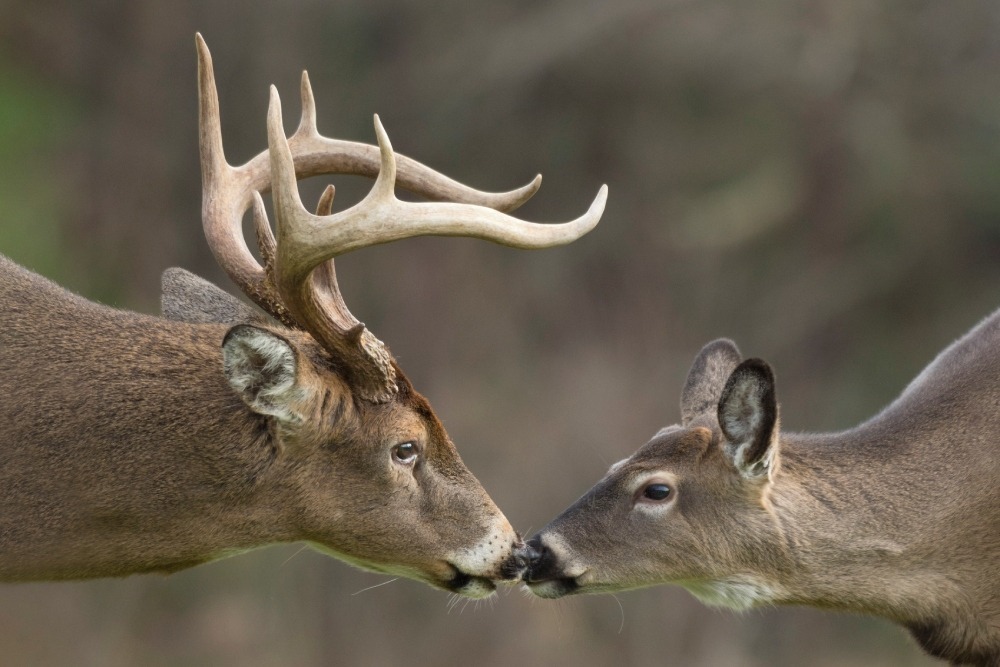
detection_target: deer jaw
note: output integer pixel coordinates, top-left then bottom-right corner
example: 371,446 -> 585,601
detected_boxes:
221,325 -> 521,597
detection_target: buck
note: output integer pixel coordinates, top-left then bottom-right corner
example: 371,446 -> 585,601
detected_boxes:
523,326 -> 1000,664
0,35 -> 607,598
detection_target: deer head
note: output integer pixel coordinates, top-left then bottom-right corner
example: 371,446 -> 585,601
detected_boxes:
522,339 -> 784,602
171,35 -> 607,597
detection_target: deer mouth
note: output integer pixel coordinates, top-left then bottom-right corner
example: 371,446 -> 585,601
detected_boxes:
444,564 -> 497,599
522,574 -> 580,599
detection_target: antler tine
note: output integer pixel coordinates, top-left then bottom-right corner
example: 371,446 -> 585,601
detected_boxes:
197,33 -> 282,316
311,185 -> 361,340
197,34 -> 556,329
273,108 -> 608,275
198,34 -> 607,401
315,183 -> 336,216
289,62 -> 542,214
251,192 -> 276,270
268,88 -> 607,401
196,34 -> 228,179
296,70 -> 319,138
268,88 -> 396,401
285,67 -> 542,214
197,33 -> 548,330
248,193 -> 297,327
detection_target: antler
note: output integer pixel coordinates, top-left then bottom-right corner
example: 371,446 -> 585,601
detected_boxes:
197,33 -> 608,402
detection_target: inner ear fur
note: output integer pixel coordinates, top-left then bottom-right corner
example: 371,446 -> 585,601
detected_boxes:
222,324 -> 314,424
680,338 -> 743,426
717,358 -> 779,478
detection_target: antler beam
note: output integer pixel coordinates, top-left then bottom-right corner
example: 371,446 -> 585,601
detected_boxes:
197,32 -> 607,402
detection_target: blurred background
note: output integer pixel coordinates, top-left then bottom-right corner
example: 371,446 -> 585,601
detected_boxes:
1,1 -> 998,665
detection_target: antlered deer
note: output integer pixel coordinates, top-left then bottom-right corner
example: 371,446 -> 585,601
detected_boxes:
0,34 -> 606,599
524,326 -> 1000,664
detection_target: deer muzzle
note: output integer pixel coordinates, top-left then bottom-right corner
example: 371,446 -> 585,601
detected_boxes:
442,516 -> 527,597
519,534 -> 580,599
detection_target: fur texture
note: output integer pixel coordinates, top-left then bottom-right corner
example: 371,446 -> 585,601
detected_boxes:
0,256 -> 521,597
527,324 -> 1000,665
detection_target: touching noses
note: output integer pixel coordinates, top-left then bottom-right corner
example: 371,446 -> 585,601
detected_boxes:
516,536 -> 556,582
497,538 -> 534,580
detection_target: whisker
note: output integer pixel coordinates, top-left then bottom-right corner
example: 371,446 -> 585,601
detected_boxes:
610,594 -> 626,634
350,577 -> 399,596
280,544 -> 309,567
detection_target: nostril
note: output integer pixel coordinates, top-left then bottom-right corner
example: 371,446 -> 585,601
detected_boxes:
512,544 -> 540,570
519,536 -> 558,582
519,539 -> 544,569
499,539 -> 544,580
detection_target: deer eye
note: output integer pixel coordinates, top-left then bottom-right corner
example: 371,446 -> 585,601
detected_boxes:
392,442 -> 418,465
642,483 -> 672,501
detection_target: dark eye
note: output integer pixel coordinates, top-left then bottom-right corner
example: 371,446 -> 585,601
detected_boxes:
392,442 -> 418,465
642,483 -> 672,501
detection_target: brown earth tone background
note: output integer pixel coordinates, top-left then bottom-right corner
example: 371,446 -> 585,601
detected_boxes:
2,2 -> 999,665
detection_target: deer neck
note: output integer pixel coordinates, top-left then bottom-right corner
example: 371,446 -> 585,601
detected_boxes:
763,418 -> 973,626
0,306 -> 296,579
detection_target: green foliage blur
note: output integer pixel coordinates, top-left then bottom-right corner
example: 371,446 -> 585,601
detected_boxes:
0,59 -> 76,282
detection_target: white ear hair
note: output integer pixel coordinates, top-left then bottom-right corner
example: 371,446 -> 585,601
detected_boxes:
222,325 -> 304,424
717,359 -> 779,480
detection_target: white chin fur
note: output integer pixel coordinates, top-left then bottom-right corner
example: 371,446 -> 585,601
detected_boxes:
523,580 -> 569,599
447,515 -> 516,580
456,578 -> 497,599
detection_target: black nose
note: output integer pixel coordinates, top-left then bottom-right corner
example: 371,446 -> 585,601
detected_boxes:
496,539 -> 540,580
521,536 -> 557,582
501,540 -> 541,579
517,539 -> 544,570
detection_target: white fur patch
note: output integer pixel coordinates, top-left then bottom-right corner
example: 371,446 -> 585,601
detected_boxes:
681,575 -> 779,610
448,515 -> 517,579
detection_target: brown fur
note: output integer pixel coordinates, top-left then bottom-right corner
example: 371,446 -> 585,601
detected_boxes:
0,254 -> 520,595
526,320 -> 1000,666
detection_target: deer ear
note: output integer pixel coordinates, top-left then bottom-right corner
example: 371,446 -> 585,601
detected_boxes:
717,359 -> 779,480
222,325 -> 306,423
162,267 -> 268,325
681,339 -> 743,425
